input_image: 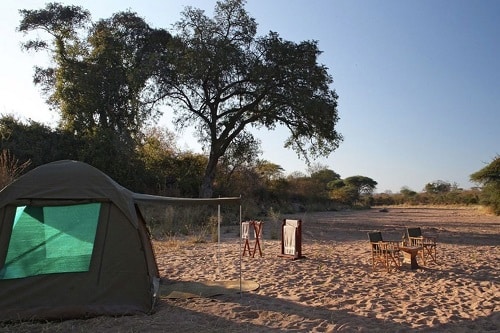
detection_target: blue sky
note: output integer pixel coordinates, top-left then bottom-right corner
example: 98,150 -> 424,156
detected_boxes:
1,0 -> 499,193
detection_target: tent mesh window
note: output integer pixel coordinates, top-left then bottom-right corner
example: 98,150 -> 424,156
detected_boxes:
0,203 -> 101,279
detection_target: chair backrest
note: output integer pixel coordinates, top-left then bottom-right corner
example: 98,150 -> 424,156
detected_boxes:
368,232 -> 383,243
407,227 -> 422,238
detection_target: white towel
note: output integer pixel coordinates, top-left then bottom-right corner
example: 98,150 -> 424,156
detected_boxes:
241,222 -> 250,239
285,219 -> 299,228
284,225 -> 296,255
253,221 -> 263,239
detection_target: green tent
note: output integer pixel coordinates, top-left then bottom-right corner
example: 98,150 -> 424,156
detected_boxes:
0,160 -> 239,321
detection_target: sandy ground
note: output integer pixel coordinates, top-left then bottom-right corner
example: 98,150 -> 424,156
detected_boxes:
2,206 -> 499,332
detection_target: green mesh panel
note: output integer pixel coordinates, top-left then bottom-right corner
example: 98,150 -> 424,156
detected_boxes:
0,203 -> 101,279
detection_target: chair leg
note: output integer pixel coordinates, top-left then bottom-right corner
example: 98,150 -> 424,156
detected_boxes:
372,254 -> 386,271
386,253 -> 401,272
424,245 -> 437,264
418,248 -> 426,265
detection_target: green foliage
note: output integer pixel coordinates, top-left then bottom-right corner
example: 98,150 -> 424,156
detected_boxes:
344,176 -> 377,195
310,168 -> 341,185
12,3 -> 496,216
19,4 -> 170,141
477,183 -> 500,215
255,160 -> 285,184
17,1 -> 342,200
217,132 -> 262,184
157,0 -> 342,197
424,180 -> 452,194
173,153 -> 207,197
400,186 -> 417,197
329,185 -> 359,205
0,115 -> 79,166
17,3 -> 172,190
372,189 -> 481,207
327,175 -> 377,206
18,3 -> 90,40
470,156 -> 500,215
0,149 -> 31,189
470,156 -> 500,184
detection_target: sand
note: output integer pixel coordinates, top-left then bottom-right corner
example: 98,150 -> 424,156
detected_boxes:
2,206 -> 499,332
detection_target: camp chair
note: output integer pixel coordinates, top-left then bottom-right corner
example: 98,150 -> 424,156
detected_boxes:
406,227 -> 437,265
368,232 -> 401,272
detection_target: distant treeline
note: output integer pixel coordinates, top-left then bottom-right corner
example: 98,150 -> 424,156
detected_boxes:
0,115 -> 349,218
1,115 -> 498,216
372,189 -> 481,206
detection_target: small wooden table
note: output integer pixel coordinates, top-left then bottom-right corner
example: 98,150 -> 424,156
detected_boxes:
399,246 -> 422,269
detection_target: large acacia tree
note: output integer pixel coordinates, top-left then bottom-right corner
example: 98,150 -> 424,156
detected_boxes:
18,3 -> 170,137
18,1 -> 342,198
327,175 -> 377,206
158,0 -> 342,197
17,3 -> 171,180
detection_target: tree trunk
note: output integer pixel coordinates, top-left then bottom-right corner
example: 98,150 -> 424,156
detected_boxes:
199,152 -> 219,198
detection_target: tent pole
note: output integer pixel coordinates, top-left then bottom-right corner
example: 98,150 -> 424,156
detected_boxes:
217,203 -> 221,279
239,196 -> 242,299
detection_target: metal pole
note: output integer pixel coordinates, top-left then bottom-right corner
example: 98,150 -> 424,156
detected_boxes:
239,197 -> 242,299
217,203 -> 221,279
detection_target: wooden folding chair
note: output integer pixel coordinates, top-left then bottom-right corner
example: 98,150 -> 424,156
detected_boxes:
407,227 -> 437,265
368,232 -> 387,271
381,241 -> 402,272
368,232 -> 401,272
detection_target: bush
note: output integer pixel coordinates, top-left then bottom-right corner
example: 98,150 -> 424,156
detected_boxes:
0,150 -> 31,189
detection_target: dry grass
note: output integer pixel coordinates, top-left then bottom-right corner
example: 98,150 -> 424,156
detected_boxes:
0,149 -> 30,189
